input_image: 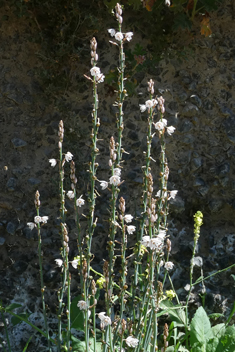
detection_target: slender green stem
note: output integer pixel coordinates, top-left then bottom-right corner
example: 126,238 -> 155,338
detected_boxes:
134,95 -> 153,288
36,214 -> 51,352
193,263 -> 235,286
191,0 -> 198,20
66,252 -> 71,350
57,121 -> 67,351
167,273 -> 180,305
116,20 -> 126,167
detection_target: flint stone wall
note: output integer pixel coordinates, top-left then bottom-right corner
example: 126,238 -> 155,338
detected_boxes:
0,1 -> 235,349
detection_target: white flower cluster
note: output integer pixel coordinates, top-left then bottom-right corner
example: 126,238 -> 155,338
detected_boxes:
141,230 -> 166,252
123,213 -> 136,234
156,190 -> 178,200
77,300 -> 88,310
108,29 -> 133,42
49,152 -> 73,168
27,215 -> 49,230
153,118 -> 175,136
66,191 -> 85,207
139,98 -> 158,112
164,261 -> 174,271
165,0 -> 171,6
98,312 -> 112,328
125,336 -> 139,348
99,167 -> 122,190
55,258 -> 80,269
90,66 -> 105,83
65,152 -> 73,162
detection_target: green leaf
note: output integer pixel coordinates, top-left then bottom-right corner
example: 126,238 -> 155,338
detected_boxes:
206,337 -> 220,352
160,299 -> 186,326
190,307 -> 213,347
208,313 -> 224,320
11,312 -> 30,326
71,336 -> 102,352
70,296 -> 84,331
165,347 -> 175,352
22,335 -> 33,352
5,303 -> 22,312
199,0 -> 223,12
211,323 -> 226,339
173,13 -> 192,31
178,347 -> 189,352
226,301 -> 235,326
214,325 -> 235,352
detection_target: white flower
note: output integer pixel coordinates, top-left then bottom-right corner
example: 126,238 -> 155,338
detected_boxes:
158,229 -> 166,239
165,261 -> 174,271
154,121 -> 165,131
77,300 -> 88,311
65,152 -> 73,162
55,259 -> 63,267
67,190 -> 75,200
96,73 -> 105,83
90,66 -> 101,77
141,235 -> 151,247
113,168 -> 121,176
125,336 -> 139,348
109,175 -> 121,186
41,216 -> 49,224
162,118 -> 168,126
115,32 -> 123,41
124,214 -> 133,223
141,235 -> 164,252
125,32 -> 133,41
156,190 -> 161,197
139,104 -> 147,113
167,126 -> 176,135
76,195 -> 85,207
49,159 -> 57,167
165,0 -> 171,6
98,312 -> 112,327
127,225 -> 136,234
34,216 -> 42,224
100,181 -> 109,190
169,190 -> 178,200
149,237 -> 163,251
71,259 -> 79,269
145,100 -> 154,109
27,222 -> 35,230
156,190 -> 167,198
108,28 -> 116,37
152,99 -> 158,106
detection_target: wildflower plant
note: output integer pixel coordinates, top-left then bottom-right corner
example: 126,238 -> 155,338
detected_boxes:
1,2 -> 235,352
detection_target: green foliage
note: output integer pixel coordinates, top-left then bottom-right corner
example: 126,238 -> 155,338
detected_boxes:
70,296 -> 84,331
71,336 -> 103,352
190,307 -> 213,348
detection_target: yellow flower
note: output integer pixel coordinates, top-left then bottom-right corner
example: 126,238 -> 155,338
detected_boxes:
166,290 -> 176,301
96,276 -> 105,289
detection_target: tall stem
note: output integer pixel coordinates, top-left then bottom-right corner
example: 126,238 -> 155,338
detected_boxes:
57,120 -> 67,352
35,191 -> 51,352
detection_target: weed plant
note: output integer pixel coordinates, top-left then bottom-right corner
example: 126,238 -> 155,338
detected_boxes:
1,3 -> 235,352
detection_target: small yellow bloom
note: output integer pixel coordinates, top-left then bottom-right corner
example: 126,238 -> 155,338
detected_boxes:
96,276 -> 106,289
166,290 -> 176,301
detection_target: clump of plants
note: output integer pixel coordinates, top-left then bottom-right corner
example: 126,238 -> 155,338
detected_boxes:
1,2 -> 235,352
